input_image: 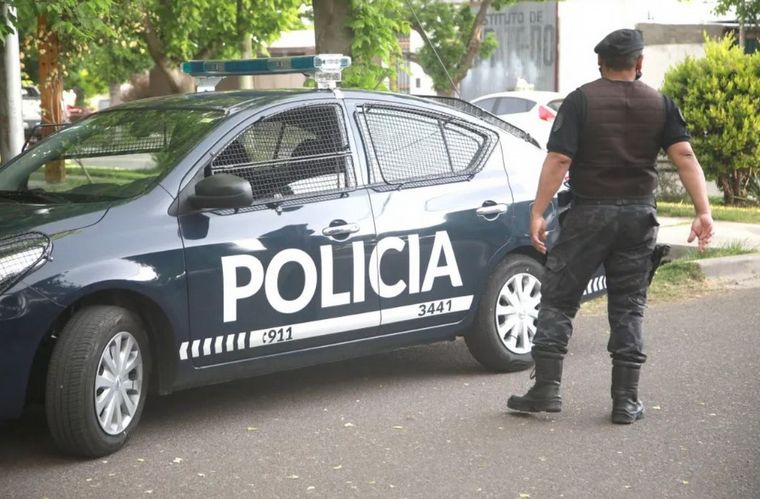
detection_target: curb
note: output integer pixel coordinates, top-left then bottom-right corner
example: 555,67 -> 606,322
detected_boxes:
665,245 -> 760,283
695,253 -> 760,283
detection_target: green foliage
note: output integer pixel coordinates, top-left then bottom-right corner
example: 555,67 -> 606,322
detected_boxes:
147,0 -> 302,62
682,241 -> 756,260
713,0 -> 760,26
662,35 -> 760,204
408,0 -> 522,95
14,0 -> 303,99
342,0 -> 409,90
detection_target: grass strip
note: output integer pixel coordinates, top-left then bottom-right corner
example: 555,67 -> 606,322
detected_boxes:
658,201 -> 760,224
681,241 -> 756,260
648,260 -> 706,301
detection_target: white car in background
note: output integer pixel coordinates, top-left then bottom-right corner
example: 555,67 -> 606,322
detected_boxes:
21,85 -> 42,139
471,91 -> 565,149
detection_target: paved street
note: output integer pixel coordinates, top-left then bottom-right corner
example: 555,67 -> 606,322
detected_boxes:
2,287 -> 759,499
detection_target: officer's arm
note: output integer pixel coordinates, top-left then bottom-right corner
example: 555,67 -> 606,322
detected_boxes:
666,142 -> 709,214
530,152 -> 572,253
532,152 -> 572,218
665,141 -> 713,250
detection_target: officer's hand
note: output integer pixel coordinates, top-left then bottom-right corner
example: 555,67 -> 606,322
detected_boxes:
531,215 -> 548,254
687,213 -> 714,252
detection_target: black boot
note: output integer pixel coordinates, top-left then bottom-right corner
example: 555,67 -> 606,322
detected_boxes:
611,360 -> 644,424
507,351 -> 563,413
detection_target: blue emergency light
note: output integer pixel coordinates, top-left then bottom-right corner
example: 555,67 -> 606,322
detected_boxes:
181,54 -> 351,91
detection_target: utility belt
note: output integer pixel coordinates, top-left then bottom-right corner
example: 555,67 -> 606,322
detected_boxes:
571,193 -> 656,207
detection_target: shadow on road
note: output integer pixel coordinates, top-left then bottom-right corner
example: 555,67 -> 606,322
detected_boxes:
0,339 -> 489,464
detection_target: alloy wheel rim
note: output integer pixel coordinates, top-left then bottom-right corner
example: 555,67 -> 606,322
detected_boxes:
495,272 -> 541,355
94,331 -> 143,435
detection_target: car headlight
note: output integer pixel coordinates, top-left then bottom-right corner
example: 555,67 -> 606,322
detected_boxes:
0,232 -> 51,294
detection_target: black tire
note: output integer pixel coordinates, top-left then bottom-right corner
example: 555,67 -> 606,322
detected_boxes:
45,305 -> 150,458
465,254 -> 543,372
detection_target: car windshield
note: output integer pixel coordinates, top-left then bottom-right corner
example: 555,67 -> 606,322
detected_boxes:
0,108 -> 224,203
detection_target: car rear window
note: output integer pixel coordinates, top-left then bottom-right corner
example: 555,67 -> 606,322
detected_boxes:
495,97 -> 534,114
546,99 -> 564,112
356,104 -> 497,186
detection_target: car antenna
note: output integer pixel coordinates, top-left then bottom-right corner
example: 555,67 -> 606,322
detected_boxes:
404,0 -> 462,99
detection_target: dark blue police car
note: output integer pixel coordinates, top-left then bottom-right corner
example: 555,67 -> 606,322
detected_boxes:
0,56 -> 605,457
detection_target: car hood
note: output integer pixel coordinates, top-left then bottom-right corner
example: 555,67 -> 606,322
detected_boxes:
0,201 -> 110,238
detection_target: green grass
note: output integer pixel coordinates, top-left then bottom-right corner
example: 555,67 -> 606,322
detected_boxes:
581,240 -> 756,314
648,260 -> 707,301
681,240 -> 756,260
657,201 -> 760,223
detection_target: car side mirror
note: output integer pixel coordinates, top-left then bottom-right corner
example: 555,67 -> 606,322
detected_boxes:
188,173 -> 253,209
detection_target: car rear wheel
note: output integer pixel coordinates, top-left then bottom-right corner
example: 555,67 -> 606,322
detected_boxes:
465,254 -> 543,372
45,305 -> 150,458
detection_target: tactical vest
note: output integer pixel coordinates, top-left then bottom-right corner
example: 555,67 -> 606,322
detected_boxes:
570,79 -> 665,199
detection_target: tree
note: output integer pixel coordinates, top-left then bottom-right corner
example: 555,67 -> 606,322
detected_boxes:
662,35 -> 760,205
713,0 -> 760,47
17,1 -> 304,102
15,0 -> 114,181
17,1 -> 114,121
311,1 -> 541,95
408,0 -> 536,96
136,0 -> 303,93
312,0 -> 408,90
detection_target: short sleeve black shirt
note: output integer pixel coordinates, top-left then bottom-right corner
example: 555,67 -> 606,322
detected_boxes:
546,88 -> 690,158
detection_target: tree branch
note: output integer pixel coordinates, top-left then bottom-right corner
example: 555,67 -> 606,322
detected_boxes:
454,0 -> 493,86
140,14 -> 182,94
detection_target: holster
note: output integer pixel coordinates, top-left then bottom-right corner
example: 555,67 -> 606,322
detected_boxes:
648,244 -> 671,284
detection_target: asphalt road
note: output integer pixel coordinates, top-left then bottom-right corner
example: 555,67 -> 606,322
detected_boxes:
2,287 -> 759,499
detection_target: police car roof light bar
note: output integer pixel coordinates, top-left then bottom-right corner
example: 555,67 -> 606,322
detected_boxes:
181,54 -> 352,92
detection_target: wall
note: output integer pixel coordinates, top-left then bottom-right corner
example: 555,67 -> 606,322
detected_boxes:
460,1 -> 558,101
556,0 -> 724,95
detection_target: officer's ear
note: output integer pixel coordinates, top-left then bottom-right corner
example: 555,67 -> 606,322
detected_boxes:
635,55 -> 644,80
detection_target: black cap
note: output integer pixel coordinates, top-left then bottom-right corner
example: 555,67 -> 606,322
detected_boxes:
594,29 -> 644,57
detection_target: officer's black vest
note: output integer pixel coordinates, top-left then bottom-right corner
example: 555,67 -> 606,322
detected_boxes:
570,79 -> 665,199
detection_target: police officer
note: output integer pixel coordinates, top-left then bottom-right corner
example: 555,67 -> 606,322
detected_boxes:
507,29 -> 714,424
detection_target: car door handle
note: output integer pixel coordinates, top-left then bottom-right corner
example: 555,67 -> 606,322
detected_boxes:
322,223 -> 360,237
476,203 -> 508,217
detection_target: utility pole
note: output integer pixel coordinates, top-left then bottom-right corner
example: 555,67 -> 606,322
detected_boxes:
0,2 -> 24,163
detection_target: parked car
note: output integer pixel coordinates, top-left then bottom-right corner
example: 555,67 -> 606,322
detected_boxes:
21,85 -> 41,139
471,91 -> 565,148
66,104 -> 93,122
0,57 -> 605,457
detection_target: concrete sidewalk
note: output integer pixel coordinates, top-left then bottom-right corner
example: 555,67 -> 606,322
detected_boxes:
656,216 -> 760,284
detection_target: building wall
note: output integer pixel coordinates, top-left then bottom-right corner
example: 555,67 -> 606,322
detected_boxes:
556,0 -> 724,95
460,1 -> 558,101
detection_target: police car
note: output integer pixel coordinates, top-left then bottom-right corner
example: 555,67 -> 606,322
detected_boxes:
0,55 -> 606,457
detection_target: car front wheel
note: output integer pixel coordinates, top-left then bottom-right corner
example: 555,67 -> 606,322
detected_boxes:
45,305 -> 150,458
465,254 -> 543,372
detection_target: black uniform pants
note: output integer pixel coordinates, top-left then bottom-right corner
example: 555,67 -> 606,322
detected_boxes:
532,200 -> 659,364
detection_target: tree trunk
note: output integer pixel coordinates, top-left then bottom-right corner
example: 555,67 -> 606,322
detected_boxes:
37,15 -> 66,182
313,0 -> 353,56
141,15 -> 184,94
719,170 -> 751,205
449,0 -> 494,94
239,35 -> 254,90
109,82 -> 122,107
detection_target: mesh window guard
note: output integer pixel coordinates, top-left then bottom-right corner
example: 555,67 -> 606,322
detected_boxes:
418,96 -> 539,147
211,104 -> 354,203
0,232 -> 51,294
357,105 -> 497,186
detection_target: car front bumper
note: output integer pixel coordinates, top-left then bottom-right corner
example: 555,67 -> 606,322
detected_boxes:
0,284 -> 63,422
